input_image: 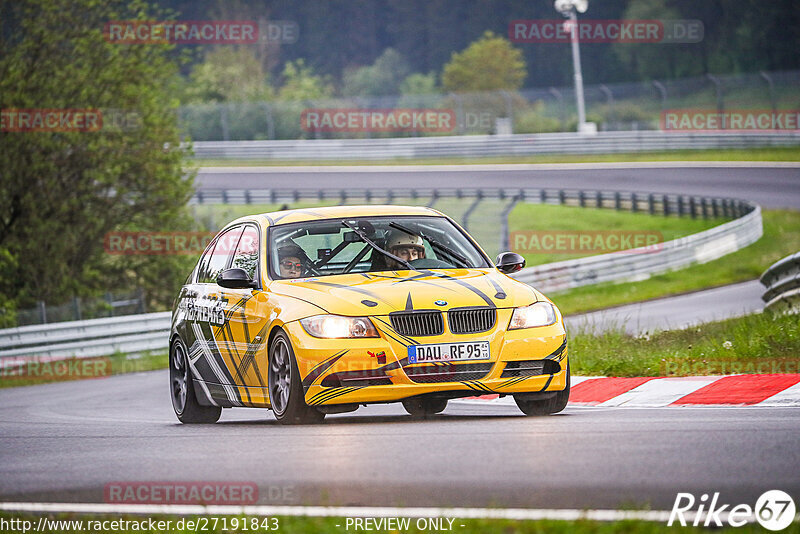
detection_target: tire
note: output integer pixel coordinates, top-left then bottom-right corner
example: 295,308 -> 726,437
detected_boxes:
268,330 -> 325,425
170,337 -> 221,424
514,363 -> 570,416
402,397 -> 448,417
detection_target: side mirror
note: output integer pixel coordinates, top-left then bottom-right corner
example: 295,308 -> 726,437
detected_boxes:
496,252 -> 526,274
217,268 -> 258,289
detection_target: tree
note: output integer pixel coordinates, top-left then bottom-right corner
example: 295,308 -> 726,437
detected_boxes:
183,47 -> 274,103
277,59 -> 333,101
0,0 -> 194,311
441,31 -> 527,92
400,73 -> 438,95
342,48 -> 411,97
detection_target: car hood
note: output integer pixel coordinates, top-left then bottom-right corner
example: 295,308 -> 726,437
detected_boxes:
268,268 -> 540,316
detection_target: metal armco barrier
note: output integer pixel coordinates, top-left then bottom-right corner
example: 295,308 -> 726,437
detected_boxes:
190,131 -> 800,161
760,252 -> 800,313
0,312 -> 171,360
0,190 -> 763,360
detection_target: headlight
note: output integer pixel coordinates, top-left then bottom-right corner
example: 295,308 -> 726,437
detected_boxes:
299,315 -> 379,338
509,302 -> 557,329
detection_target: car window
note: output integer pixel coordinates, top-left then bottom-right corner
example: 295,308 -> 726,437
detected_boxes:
195,241 -> 216,284
199,226 -> 244,284
269,215 -> 490,279
231,224 -> 259,280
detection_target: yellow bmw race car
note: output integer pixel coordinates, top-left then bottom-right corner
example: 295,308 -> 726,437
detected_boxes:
169,205 -> 569,424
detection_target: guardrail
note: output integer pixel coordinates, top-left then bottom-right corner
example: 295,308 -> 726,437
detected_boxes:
760,252 -> 800,313
190,131 -> 800,161
0,312 -> 171,360
0,189 -> 762,360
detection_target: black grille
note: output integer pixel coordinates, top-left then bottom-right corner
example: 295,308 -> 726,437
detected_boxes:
448,307 -> 496,334
404,362 -> 493,383
501,359 -> 561,378
390,311 -> 444,337
321,369 -> 393,388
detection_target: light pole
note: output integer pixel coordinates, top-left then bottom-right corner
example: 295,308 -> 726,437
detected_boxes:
554,0 -> 595,134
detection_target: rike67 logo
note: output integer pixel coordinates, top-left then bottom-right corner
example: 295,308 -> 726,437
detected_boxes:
669,490 -> 796,531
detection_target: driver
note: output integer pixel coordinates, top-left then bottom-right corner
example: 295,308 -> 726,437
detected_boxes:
277,244 -> 305,278
385,230 -> 426,270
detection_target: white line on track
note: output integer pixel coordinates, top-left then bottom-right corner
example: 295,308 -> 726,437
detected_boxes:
194,161 -> 800,173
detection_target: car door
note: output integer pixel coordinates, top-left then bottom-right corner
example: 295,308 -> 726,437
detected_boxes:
189,225 -> 245,407
216,223 -> 272,406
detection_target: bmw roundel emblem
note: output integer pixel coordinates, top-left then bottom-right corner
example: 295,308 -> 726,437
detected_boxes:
434,300 -> 447,306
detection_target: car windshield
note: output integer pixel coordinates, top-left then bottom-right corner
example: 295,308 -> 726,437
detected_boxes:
269,215 -> 490,279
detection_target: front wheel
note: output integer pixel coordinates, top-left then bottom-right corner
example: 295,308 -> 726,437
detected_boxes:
402,397 -> 448,417
514,363 -> 570,416
268,330 -> 325,425
170,337 -> 221,424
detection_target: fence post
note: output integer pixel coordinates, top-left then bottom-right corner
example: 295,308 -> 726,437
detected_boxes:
220,104 -> 230,141
706,74 -> 724,127
38,300 -> 47,324
449,93 -> 465,135
72,297 -> 82,321
262,102 -> 275,140
105,292 -> 114,317
759,71 -> 777,115
500,90 -> 514,133
549,87 -> 566,131
426,190 -> 439,209
462,190 -> 484,232
137,287 -> 146,314
599,84 -> 614,128
652,80 -> 667,112
499,193 -> 522,253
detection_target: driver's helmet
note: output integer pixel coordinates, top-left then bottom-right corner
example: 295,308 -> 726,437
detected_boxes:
385,230 -> 425,252
277,243 -> 304,260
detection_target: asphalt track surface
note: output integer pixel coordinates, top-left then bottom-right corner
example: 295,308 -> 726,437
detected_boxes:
2,369 -> 799,510
196,163 -> 800,209
2,163 -> 798,510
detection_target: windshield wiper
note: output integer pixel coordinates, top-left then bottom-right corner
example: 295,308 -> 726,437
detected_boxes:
342,220 -> 414,271
389,222 -> 470,268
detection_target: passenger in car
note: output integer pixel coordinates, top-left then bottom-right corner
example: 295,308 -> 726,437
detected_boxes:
277,244 -> 305,278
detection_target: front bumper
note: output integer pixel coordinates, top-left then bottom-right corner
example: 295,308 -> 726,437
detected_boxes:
284,308 -> 568,406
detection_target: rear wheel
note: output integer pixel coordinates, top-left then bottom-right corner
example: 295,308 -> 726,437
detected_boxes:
170,337 -> 221,424
514,364 -> 570,416
402,397 -> 448,417
268,330 -> 325,425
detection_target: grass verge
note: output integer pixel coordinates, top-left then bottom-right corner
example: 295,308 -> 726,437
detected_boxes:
0,351 -> 166,390
570,310 -> 800,377
0,512 -> 788,534
553,210 -> 800,315
509,204 -> 721,266
191,146 -> 800,167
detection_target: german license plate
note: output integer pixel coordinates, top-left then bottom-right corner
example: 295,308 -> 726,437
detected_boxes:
408,341 -> 490,363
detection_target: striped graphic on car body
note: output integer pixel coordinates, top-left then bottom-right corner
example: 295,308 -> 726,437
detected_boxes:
307,386 -> 365,406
